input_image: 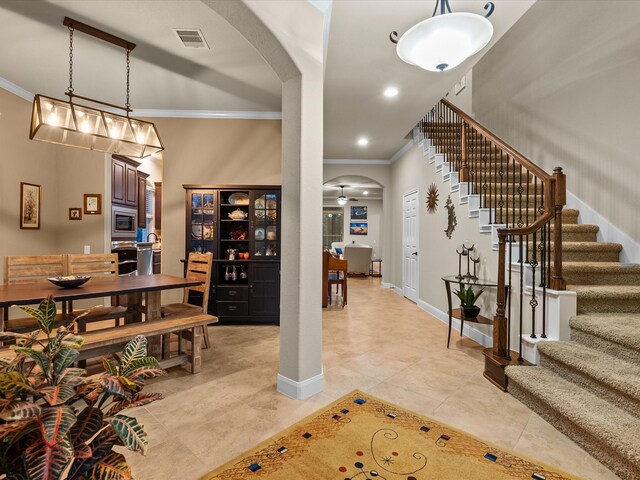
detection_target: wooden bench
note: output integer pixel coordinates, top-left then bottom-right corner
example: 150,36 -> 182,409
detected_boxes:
0,313 -> 218,374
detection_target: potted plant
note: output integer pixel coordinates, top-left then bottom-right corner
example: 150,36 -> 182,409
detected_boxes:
0,296 -> 164,480
454,285 -> 485,319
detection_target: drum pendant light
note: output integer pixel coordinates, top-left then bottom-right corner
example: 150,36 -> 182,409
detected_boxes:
390,0 -> 495,73
30,17 -> 163,158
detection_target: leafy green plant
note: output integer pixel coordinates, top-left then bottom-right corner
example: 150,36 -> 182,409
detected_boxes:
454,285 -> 485,308
0,296 -> 165,480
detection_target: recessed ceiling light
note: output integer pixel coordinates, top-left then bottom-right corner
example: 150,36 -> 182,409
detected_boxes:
384,86 -> 399,97
357,137 -> 369,146
363,191 -> 369,195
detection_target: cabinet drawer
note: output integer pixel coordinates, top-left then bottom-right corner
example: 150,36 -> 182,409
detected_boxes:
218,286 -> 248,301
217,301 -> 248,316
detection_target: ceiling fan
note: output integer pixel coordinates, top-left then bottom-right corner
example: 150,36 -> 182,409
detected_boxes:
337,185 -> 359,206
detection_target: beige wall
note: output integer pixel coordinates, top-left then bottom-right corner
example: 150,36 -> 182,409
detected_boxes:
0,89 -> 109,281
154,117 -> 282,283
389,142 -> 497,338
473,0 -> 640,241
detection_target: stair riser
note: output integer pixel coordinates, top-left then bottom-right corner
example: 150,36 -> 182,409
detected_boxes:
564,271 -> 640,285
576,296 -> 640,314
507,380 -> 638,480
563,250 -> 620,262
571,330 -> 640,368
538,353 -> 640,420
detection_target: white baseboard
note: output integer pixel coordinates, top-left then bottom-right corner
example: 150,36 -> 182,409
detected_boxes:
566,190 -> 640,263
382,283 -> 403,296
277,372 -> 324,400
417,299 -> 493,348
381,282 -> 394,289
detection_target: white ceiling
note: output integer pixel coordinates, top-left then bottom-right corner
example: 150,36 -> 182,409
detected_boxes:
0,0 -> 535,158
323,0 -> 536,160
0,0 -> 281,112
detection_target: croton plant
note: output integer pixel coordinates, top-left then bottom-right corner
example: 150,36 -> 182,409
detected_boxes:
0,296 -> 165,480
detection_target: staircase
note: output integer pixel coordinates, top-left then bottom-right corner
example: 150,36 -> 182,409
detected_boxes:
417,100 -> 640,480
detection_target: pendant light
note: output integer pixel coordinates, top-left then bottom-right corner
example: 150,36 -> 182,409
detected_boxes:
30,18 -> 163,158
337,186 -> 348,206
390,0 -> 495,72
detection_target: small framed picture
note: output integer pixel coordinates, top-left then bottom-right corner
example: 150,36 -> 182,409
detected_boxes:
351,206 -> 367,220
20,182 -> 41,230
350,222 -> 368,235
69,208 -> 82,220
83,194 -> 102,215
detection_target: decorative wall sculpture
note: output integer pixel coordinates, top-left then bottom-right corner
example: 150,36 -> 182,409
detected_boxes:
444,195 -> 457,239
426,183 -> 439,214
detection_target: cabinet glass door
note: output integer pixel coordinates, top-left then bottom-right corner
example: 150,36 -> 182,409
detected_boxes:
252,191 -> 279,258
190,191 -> 216,255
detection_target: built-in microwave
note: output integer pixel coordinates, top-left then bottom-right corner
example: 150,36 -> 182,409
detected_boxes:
112,206 -> 137,239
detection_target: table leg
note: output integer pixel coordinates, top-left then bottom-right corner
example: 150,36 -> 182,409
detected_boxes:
145,291 -> 163,360
445,281 -> 453,349
125,293 -> 143,324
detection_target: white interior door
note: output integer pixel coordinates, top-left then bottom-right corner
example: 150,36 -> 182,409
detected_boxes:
402,190 -> 419,303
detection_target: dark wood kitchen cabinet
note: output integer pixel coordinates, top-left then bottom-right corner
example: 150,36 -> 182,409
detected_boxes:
183,185 -> 281,324
137,172 -> 149,228
112,155 -> 141,208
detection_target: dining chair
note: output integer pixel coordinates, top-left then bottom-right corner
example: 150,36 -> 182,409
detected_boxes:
322,250 -> 348,308
67,253 -> 127,331
161,252 -> 213,349
2,254 -> 70,333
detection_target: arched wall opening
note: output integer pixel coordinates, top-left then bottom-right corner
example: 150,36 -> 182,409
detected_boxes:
202,0 -> 325,399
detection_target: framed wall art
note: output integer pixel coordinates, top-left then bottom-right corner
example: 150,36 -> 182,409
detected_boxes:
350,206 -> 368,220
83,193 -> 102,215
20,182 -> 41,230
69,208 -> 82,220
350,222 -> 368,235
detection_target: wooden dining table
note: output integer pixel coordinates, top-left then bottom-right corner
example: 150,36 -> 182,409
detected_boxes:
0,274 -> 201,358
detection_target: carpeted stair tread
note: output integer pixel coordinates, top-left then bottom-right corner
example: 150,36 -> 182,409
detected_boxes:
555,242 -> 621,251
506,366 -> 640,478
537,341 -> 640,415
570,314 -> 640,352
570,285 -> 640,314
561,262 -> 640,285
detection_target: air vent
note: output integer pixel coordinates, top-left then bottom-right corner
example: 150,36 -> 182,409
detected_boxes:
173,29 -> 209,49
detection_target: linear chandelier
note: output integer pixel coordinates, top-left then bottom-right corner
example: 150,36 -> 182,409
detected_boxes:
30,17 -> 163,158
390,0 -> 495,73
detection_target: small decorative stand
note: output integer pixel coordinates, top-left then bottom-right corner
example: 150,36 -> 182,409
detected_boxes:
455,241 -> 476,280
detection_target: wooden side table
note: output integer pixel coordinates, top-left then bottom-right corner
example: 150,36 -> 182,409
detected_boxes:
370,259 -> 382,277
441,275 -> 508,349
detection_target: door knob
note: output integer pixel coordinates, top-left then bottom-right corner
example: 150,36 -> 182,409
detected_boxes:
412,252 -> 418,256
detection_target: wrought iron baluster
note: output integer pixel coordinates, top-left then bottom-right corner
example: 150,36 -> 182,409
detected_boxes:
525,170 -> 530,262
518,234 -> 524,362
530,226 -> 538,339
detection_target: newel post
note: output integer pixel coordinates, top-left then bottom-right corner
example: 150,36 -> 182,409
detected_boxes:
551,167 -> 566,291
493,234 -> 508,357
459,121 -> 469,182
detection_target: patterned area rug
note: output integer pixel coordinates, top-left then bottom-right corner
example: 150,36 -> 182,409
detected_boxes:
201,390 -> 581,480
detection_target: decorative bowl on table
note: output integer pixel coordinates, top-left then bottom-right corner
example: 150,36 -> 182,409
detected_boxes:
48,275 -> 91,288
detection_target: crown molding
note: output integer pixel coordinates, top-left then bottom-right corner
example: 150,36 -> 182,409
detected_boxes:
131,109 -> 282,120
389,140 -> 414,164
323,159 -> 391,165
0,76 -> 33,102
0,77 -> 281,120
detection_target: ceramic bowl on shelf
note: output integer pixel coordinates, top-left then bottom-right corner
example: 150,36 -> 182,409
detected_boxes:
255,228 -> 265,241
48,275 -> 91,288
229,192 -> 249,205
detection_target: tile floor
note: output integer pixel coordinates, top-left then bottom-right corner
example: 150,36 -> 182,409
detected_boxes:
122,277 -> 620,479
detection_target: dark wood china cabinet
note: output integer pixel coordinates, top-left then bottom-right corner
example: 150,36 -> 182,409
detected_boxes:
183,185 -> 281,324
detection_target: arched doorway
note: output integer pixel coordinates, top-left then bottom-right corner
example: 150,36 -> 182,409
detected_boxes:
202,1 -> 325,399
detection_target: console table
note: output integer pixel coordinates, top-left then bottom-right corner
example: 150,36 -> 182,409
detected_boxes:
441,275 -> 508,349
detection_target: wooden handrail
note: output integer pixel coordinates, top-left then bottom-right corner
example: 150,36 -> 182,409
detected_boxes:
421,99 -> 567,382
441,99 -> 553,183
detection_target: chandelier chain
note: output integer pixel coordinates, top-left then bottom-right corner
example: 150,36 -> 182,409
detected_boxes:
68,27 -> 74,93
125,49 -> 131,109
